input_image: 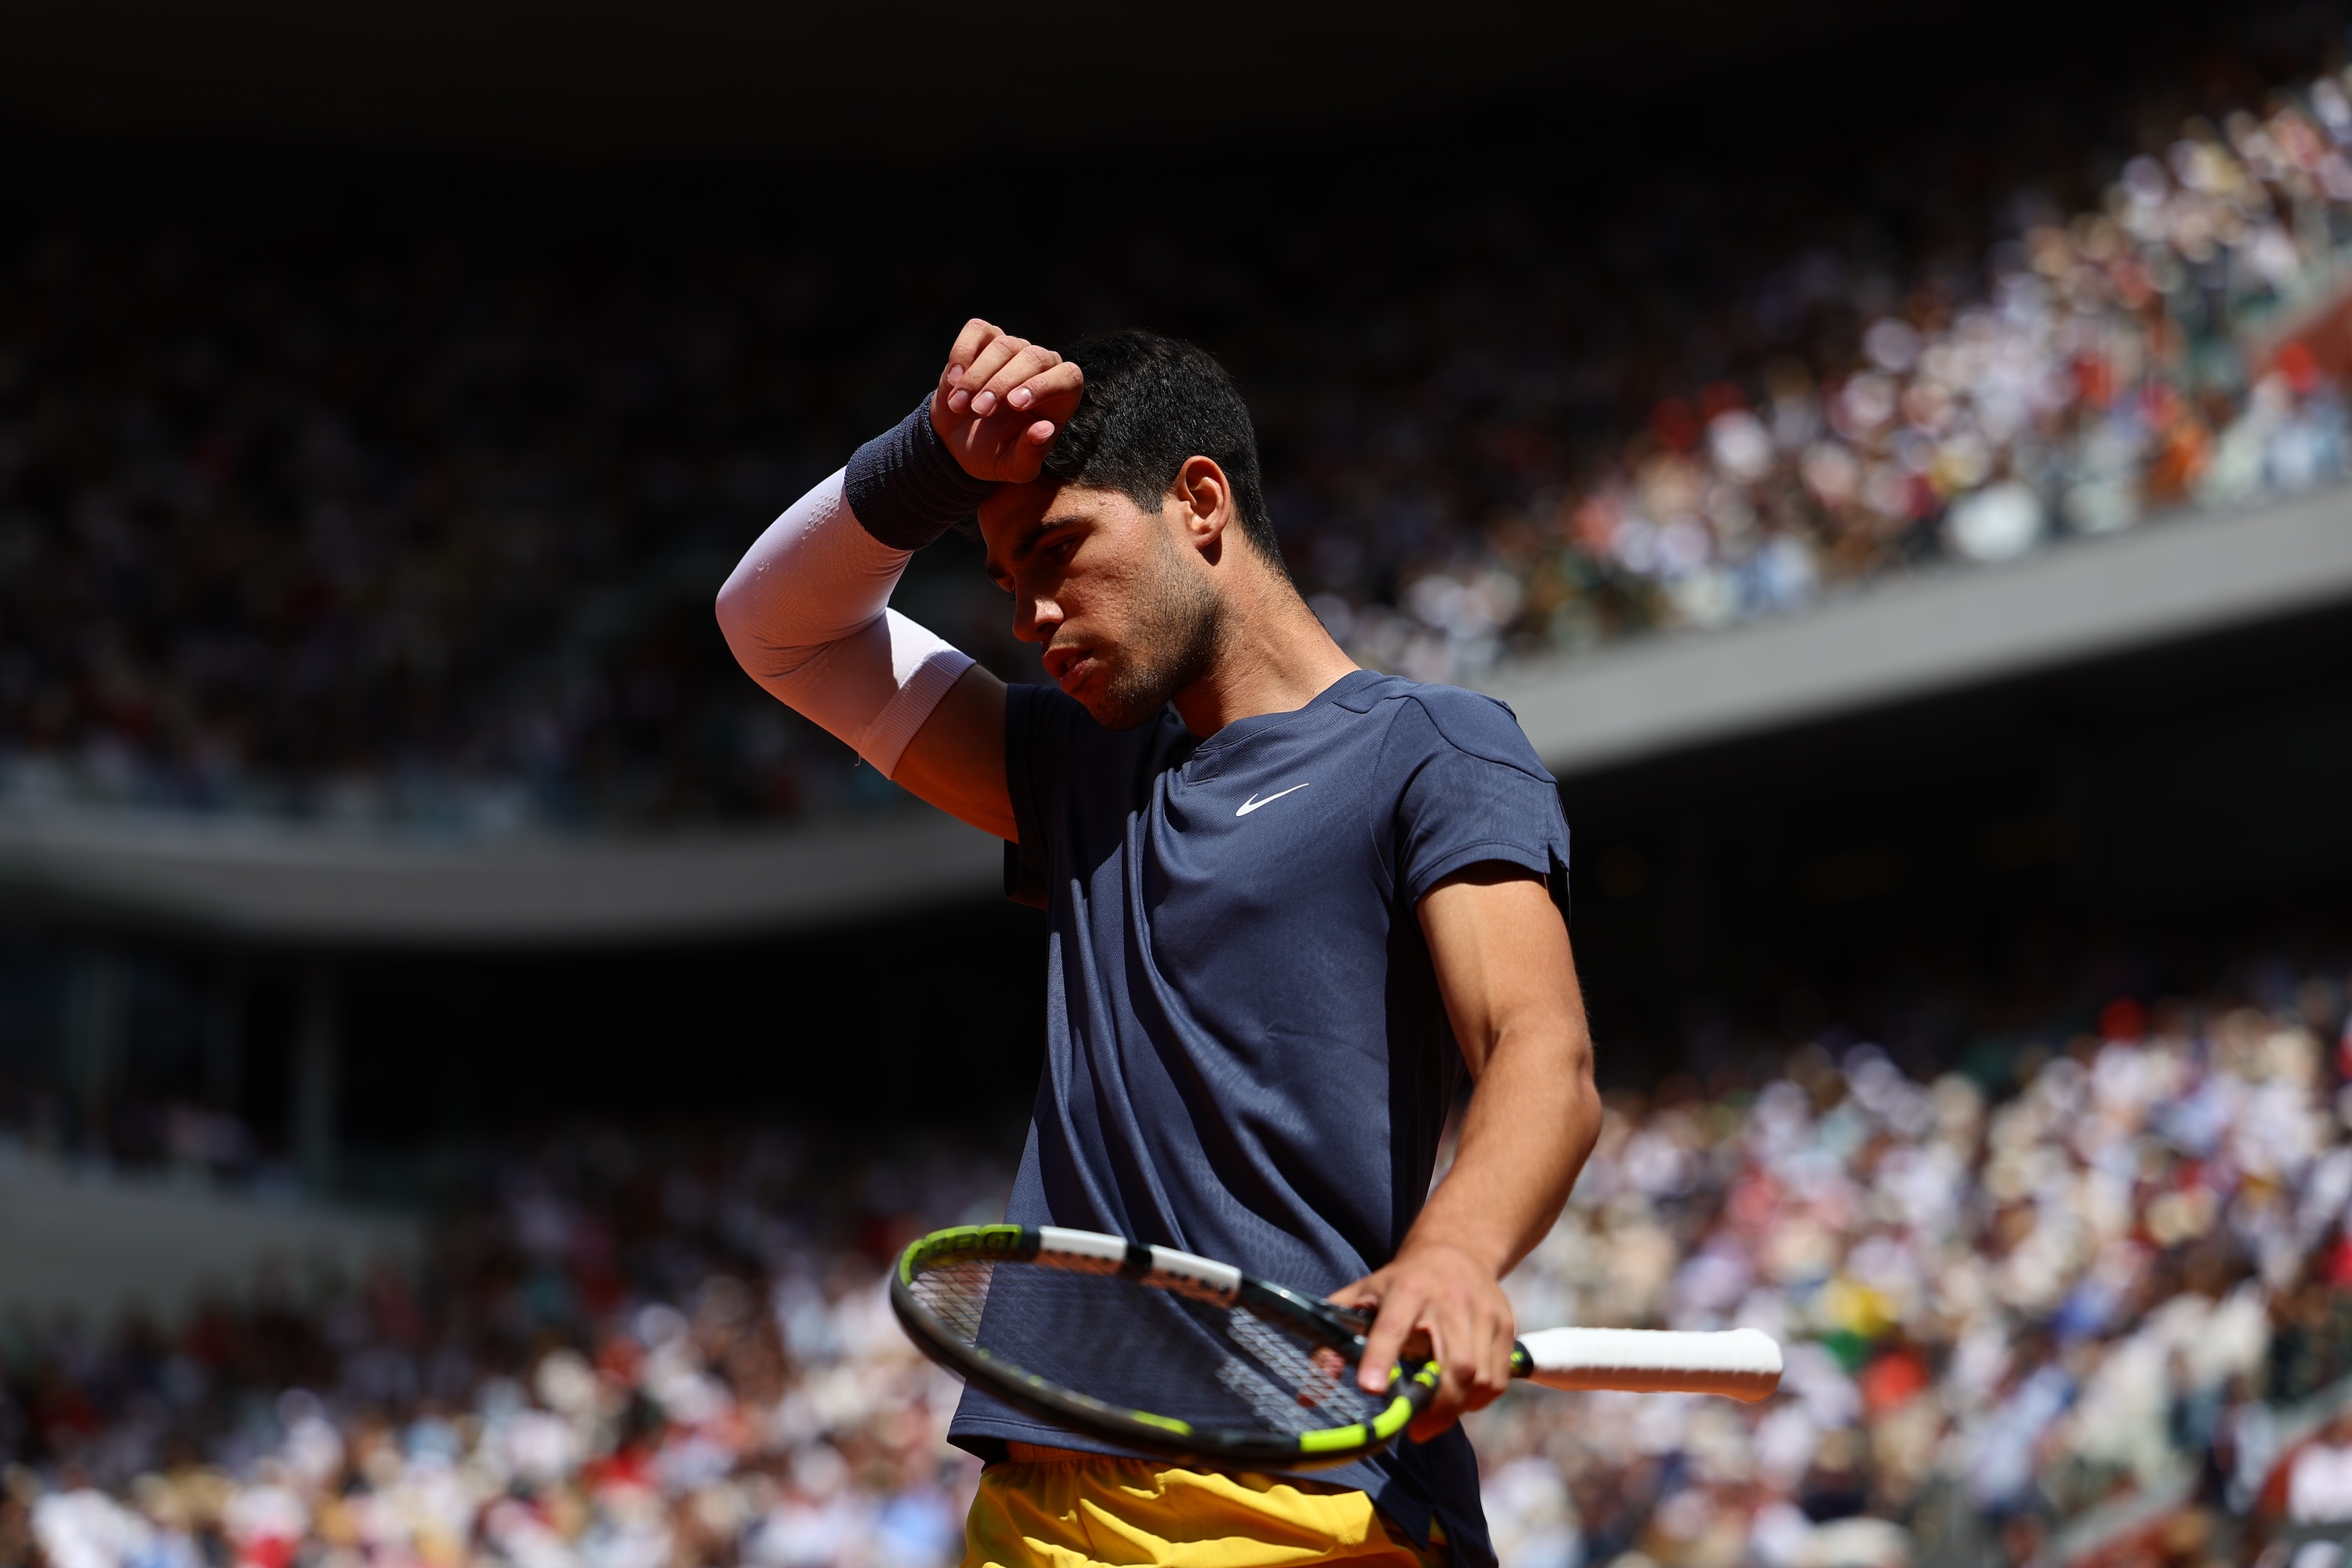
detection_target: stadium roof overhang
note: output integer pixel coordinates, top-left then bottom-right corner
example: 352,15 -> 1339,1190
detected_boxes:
1483,480 -> 2352,775
3,487 -> 2350,949
0,0 -> 2049,160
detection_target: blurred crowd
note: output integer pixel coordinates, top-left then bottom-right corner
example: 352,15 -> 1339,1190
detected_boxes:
0,233 -> 917,833
4,967 -> 2352,1568
1475,979 -> 2352,1568
2,1134 -> 1005,1568
1312,67 -> 2352,686
7,34 -> 2352,829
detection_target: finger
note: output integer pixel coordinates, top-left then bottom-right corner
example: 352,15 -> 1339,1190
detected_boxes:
1328,1273 -> 1382,1317
1482,1306 -> 1516,1399
1008,361 -> 1084,416
1457,1341 -> 1506,1414
954,337 -> 1028,416
959,336 -> 1030,414
947,319 -> 1000,379
955,338 -> 1030,413
1356,1283 -> 1425,1395
981,416 -> 1061,469
1450,1299 -> 1490,1392
979,343 -> 1060,403
1435,1296 -> 1501,1416
937,336 -> 985,421
971,344 -> 1058,418
1409,1326 -> 1468,1444
1428,1319 -> 1471,1421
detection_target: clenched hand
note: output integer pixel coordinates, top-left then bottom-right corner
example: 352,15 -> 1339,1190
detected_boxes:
1334,1239 -> 1519,1445
932,319 -> 1085,484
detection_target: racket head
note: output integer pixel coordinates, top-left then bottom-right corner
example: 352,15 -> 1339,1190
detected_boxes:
891,1225 -> 1438,1468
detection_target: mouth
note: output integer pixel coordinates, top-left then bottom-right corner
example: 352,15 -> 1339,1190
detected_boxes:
1042,644 -> 1098,692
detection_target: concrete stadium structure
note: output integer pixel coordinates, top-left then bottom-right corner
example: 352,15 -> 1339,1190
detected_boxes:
4,486 -> 2350,947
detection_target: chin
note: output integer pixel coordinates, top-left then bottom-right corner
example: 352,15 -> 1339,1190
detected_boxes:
1076,666 -> 1174,731
1080,690 -> 1163,731
1058,637 -> 1194,730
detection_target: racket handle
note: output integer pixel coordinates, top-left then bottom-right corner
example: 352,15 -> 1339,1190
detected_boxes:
1510,1327 -> 1782,1403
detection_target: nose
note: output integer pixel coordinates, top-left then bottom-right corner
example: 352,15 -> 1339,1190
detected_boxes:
1015,588 -> 1062,646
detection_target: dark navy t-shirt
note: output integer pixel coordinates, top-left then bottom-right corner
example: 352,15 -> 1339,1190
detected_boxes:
949,669 -> 1572,1567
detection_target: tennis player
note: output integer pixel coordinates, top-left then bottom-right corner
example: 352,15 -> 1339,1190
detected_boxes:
718,321 -> 1602,1568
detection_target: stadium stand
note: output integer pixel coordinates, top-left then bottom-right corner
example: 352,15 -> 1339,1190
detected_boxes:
8,47 -> 2352,848
3,9 -> 2352,1568
0,484 -> 2339,946
0,1157 -> 419,1324
3,962 -> 2348,1568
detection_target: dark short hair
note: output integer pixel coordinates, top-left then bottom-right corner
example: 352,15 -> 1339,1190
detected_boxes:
1042,330 -> 1287,573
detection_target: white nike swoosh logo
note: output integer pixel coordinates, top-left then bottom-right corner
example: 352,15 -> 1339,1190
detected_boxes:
1236,783 -> 1311,817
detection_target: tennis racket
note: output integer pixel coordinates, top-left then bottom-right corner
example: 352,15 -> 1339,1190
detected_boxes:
891,1224 -> 1781,1468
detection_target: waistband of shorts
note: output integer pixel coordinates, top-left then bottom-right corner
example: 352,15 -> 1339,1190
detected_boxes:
996,1442 -> 1351,1488
1004,1441 -> 1101,1465
989,1443 -> 1448,1548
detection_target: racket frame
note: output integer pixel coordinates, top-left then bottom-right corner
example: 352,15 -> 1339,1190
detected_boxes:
891,1224 -> 1439,1467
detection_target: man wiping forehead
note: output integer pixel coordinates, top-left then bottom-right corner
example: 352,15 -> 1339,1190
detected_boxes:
717,322 -> 1602,1568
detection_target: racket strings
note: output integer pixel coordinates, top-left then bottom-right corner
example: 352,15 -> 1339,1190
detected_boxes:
906,1256 -> 1390,1437
910,1259 -> 994,1344
1224,1311 -> 1368,1417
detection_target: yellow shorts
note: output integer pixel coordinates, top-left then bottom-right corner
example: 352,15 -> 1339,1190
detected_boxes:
960,1448 -> 1445,1568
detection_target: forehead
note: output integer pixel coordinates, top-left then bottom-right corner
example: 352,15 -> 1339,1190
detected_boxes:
978,481 -> 1147,561
976,479 -> 1060,544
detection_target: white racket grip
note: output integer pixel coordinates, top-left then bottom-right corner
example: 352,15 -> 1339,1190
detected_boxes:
1515,1327 -> 1782,1402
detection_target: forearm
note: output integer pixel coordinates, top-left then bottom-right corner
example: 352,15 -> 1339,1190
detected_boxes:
1407,1022 -> 1599,1277
1345,872 -> 1594,1425
1341,1013 -> 1597,1426
713,402 -> 992,775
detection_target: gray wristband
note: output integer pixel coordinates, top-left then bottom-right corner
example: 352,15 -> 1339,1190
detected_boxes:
843,398 -> 999,550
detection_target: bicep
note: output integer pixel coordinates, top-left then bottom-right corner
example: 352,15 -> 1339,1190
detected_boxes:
1415,864 -> 1588,1078
890,662 -> 1017,840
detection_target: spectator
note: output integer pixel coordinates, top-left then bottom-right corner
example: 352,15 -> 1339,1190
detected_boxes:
7,47 -> 2352,831
0,956 -> 2347,1566
2289,1416 -> 2352,1526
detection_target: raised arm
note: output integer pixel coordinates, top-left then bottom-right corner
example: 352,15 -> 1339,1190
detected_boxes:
1340,863 -> 1601,1440
714,321 -> 1079,840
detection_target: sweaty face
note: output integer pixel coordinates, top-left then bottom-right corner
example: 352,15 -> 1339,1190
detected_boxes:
980,483 -> 1221,730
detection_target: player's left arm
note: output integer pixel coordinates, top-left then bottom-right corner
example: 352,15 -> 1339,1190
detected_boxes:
1337,862 -> 1601,1443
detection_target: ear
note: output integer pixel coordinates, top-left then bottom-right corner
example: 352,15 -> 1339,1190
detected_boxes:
1171,456 -> 1232,554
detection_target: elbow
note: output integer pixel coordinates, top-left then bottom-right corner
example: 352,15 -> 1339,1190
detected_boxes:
714,568 -> 831,698
713,562 -> 749,639
1570,1054 -> 1602,1157
713,565 -> 765,674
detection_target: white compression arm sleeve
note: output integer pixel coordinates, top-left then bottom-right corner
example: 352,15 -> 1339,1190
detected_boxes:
714,469 -> 975,778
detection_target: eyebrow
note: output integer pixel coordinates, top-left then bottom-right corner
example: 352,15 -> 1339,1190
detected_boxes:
985,513 -> 1082,583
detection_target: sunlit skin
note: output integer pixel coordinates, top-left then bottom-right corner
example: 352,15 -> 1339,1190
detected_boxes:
978,466 -> 1351,735
884,318 -> 1601,1443
982,481 -> 1216,731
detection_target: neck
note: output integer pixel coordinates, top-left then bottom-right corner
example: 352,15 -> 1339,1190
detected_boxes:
1170,564 -> 1360,737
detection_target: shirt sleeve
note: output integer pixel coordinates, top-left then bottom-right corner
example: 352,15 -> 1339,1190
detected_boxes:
1002,682 -> 1087,909
1391,691 -> 1572,909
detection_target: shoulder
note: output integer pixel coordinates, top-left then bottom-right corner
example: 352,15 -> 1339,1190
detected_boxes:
1340,674 -> 1555,785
